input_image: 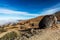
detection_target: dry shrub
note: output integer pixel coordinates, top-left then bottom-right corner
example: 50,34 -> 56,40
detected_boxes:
0,30 -> 21,40
0,27 -> 6,33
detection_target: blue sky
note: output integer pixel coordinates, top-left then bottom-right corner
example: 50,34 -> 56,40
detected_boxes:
0,0 -> 60,25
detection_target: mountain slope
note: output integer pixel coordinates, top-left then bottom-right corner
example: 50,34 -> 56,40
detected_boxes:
55,11 -> 60,20
1,11 -> 60,30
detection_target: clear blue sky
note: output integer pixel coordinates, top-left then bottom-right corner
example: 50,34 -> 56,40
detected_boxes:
0,0 -> 60,20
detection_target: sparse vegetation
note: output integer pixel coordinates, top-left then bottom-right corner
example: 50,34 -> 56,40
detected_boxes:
0,27 -> 6,33
0,30 -> 21,40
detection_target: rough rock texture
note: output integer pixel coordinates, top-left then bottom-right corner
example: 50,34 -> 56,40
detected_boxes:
39,15 -> 57,29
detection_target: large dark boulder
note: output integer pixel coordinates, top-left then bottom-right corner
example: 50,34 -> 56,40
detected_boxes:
39,14 -> 57,29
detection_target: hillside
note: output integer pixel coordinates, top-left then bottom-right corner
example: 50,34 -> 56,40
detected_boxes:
0,16 -> 44,30
0,11 -> 60,40
0,11 -> 59,31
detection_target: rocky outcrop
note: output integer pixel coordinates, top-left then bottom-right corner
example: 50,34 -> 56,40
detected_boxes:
39,14 -> 57,29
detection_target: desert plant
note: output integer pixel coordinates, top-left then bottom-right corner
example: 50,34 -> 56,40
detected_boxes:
0,27 -> 6,32
0,30 -> 21,40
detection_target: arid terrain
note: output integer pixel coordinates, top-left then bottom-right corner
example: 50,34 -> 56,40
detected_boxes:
0,11 -> 60,40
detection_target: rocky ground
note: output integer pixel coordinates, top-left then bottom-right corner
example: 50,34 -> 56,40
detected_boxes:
20,24 -> 60,40
0,24 -> 60,40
